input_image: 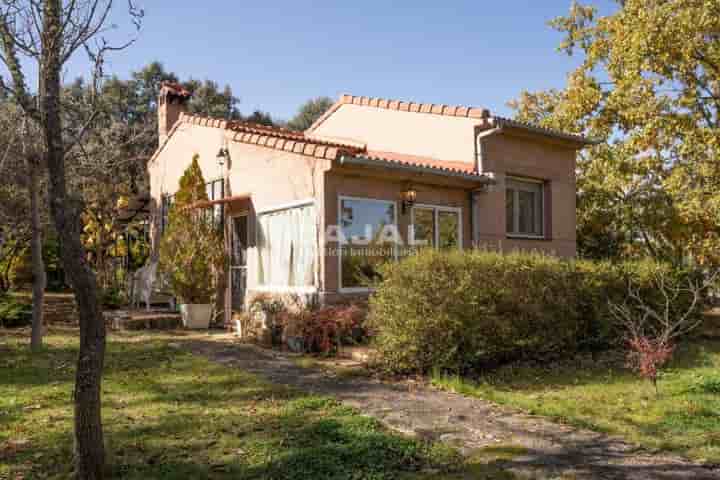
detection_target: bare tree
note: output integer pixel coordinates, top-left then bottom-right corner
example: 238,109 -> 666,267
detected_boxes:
25,119 -> 47,350
0,2 -> 142,478
610,269 -> 717,394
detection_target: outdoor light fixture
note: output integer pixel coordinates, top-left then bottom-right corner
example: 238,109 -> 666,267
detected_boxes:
401,185 -> 417,214
216,147 -> 229,167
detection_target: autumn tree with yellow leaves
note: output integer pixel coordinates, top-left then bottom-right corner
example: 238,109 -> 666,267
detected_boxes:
510,0 -> 720,265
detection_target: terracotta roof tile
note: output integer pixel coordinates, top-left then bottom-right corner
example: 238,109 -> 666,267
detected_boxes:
156,112 -> 495,177
364,150 -> 478,176
175,113 -> 364,160
306,93 -> 592,144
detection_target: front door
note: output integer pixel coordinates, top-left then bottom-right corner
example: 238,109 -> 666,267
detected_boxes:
230,215 -> 248,311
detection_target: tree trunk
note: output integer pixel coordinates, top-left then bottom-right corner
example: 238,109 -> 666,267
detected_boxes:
40,2 -> 105,478
29,164 -> 47,351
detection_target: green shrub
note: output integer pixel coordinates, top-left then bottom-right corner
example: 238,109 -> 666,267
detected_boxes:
159,154 -> 226,304
368,250 -> 703,375
0,294 -> 33,328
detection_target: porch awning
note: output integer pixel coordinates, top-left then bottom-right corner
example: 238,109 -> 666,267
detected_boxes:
189,193 -> 251,210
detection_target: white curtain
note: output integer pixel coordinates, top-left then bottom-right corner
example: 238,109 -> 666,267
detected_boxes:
257,203 -> 316,287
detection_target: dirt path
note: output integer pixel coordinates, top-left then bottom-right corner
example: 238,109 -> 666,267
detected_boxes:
186,337 -> 719,480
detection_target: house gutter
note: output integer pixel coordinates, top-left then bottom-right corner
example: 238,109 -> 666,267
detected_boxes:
471,126 -> 503,246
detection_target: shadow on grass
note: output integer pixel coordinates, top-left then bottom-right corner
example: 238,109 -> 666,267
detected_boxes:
464,339 -> 720,394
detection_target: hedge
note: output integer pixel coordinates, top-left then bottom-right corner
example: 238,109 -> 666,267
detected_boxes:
368,250 -> 701,374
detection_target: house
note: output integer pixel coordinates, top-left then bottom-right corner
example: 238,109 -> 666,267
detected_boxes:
148,83 -> 593,324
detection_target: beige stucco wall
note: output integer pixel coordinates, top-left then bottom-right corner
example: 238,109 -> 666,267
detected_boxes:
476,131 -> 577,257
148,121 -> 330,296
309,104 -> 479,165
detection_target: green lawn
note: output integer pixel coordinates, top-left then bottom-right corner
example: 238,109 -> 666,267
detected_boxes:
432,339 -> 720,464
0,328 -> 516,480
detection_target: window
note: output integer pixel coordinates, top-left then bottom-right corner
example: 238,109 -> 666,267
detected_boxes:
411,205 -> 461,249
339,197 -> 396,290
506,178 -> 544,237
160,194 -> 174,235
257,202 -> 316,288
207,179 -> 224,229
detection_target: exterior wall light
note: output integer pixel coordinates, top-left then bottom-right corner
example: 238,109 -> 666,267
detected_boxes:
401,185 -> 417,214
216,147 -> 229,167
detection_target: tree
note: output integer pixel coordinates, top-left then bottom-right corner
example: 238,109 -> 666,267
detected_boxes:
0,2 -> 142,478
509,0 -> 720,265
245,109 -> 274,126
286,96 -> 333,131
185,78 -> 241,119
610,268 -> 716,395
159,155 -> 225,304
0,101 -> 48,348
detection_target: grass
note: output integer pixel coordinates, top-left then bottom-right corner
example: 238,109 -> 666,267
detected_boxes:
0,327 -> 517,480
432,339 -> 720,464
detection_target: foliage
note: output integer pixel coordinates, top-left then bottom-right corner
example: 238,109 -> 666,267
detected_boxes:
0,294 -> 32,328
159,155 -> 225,304
0,328 -> 464,479
609,268 -> 714,393
509,0 -> 720,265
244,109 -> 275,126
431,339 -> 720,463
286,96 -> 334,131
279,302 -> 367,355
626,337 -> 675,394
368,249 -> 704,375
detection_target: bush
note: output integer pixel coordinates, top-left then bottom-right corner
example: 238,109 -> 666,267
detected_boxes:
0,294 -> 33,328
159,155 -> 226,304
368,249 -> 703,375
278,301 -> 367,355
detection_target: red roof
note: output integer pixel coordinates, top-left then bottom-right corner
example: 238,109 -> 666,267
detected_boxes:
168,112 -> 489,179
365,150 -> 477,176
308,93 -> 593,145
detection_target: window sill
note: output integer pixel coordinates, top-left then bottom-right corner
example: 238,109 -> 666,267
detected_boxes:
338,287 -> 375,294
251,286 -> 317,294
506,234 -> 548,241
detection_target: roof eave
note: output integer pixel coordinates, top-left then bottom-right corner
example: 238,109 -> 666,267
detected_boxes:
338,154 -> 495,184
490,117 -> 599,147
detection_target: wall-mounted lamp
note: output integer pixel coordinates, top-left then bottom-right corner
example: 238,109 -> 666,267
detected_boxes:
401,185 -> 417,215
216,147 -> 229,167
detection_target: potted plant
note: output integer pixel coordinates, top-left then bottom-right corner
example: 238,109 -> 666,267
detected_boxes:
159,155 -> 226,329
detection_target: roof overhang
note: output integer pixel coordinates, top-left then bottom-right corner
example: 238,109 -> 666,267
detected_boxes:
189,194 -> 251,210
338,155 -> 495,184
486,117 -> 600,147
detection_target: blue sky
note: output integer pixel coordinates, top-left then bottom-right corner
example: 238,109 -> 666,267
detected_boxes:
65,1 -> 618,121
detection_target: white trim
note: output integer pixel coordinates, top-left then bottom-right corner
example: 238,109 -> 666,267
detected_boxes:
256,198 -> 315,215
410,203 -> 463,249
337,195 -> 398,292
507,234 -> 546,240
251,286 -> 318,294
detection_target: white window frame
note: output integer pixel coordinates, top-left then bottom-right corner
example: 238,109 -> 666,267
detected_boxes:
506,176 -> 545,239
254,198 -> 318,294
338,195 -> 398,293
410,204 -> 463,249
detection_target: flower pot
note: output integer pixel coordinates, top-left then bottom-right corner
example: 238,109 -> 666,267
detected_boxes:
286,336 -> 305,353
179,304 -> 212,329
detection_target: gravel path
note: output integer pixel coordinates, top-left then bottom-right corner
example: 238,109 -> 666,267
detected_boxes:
186,338 -> 719,480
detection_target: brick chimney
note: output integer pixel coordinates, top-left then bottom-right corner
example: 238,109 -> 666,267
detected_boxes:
158,82 -> 191,145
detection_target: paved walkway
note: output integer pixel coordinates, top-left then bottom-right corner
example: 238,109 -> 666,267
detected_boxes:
186,337 -> 719,480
